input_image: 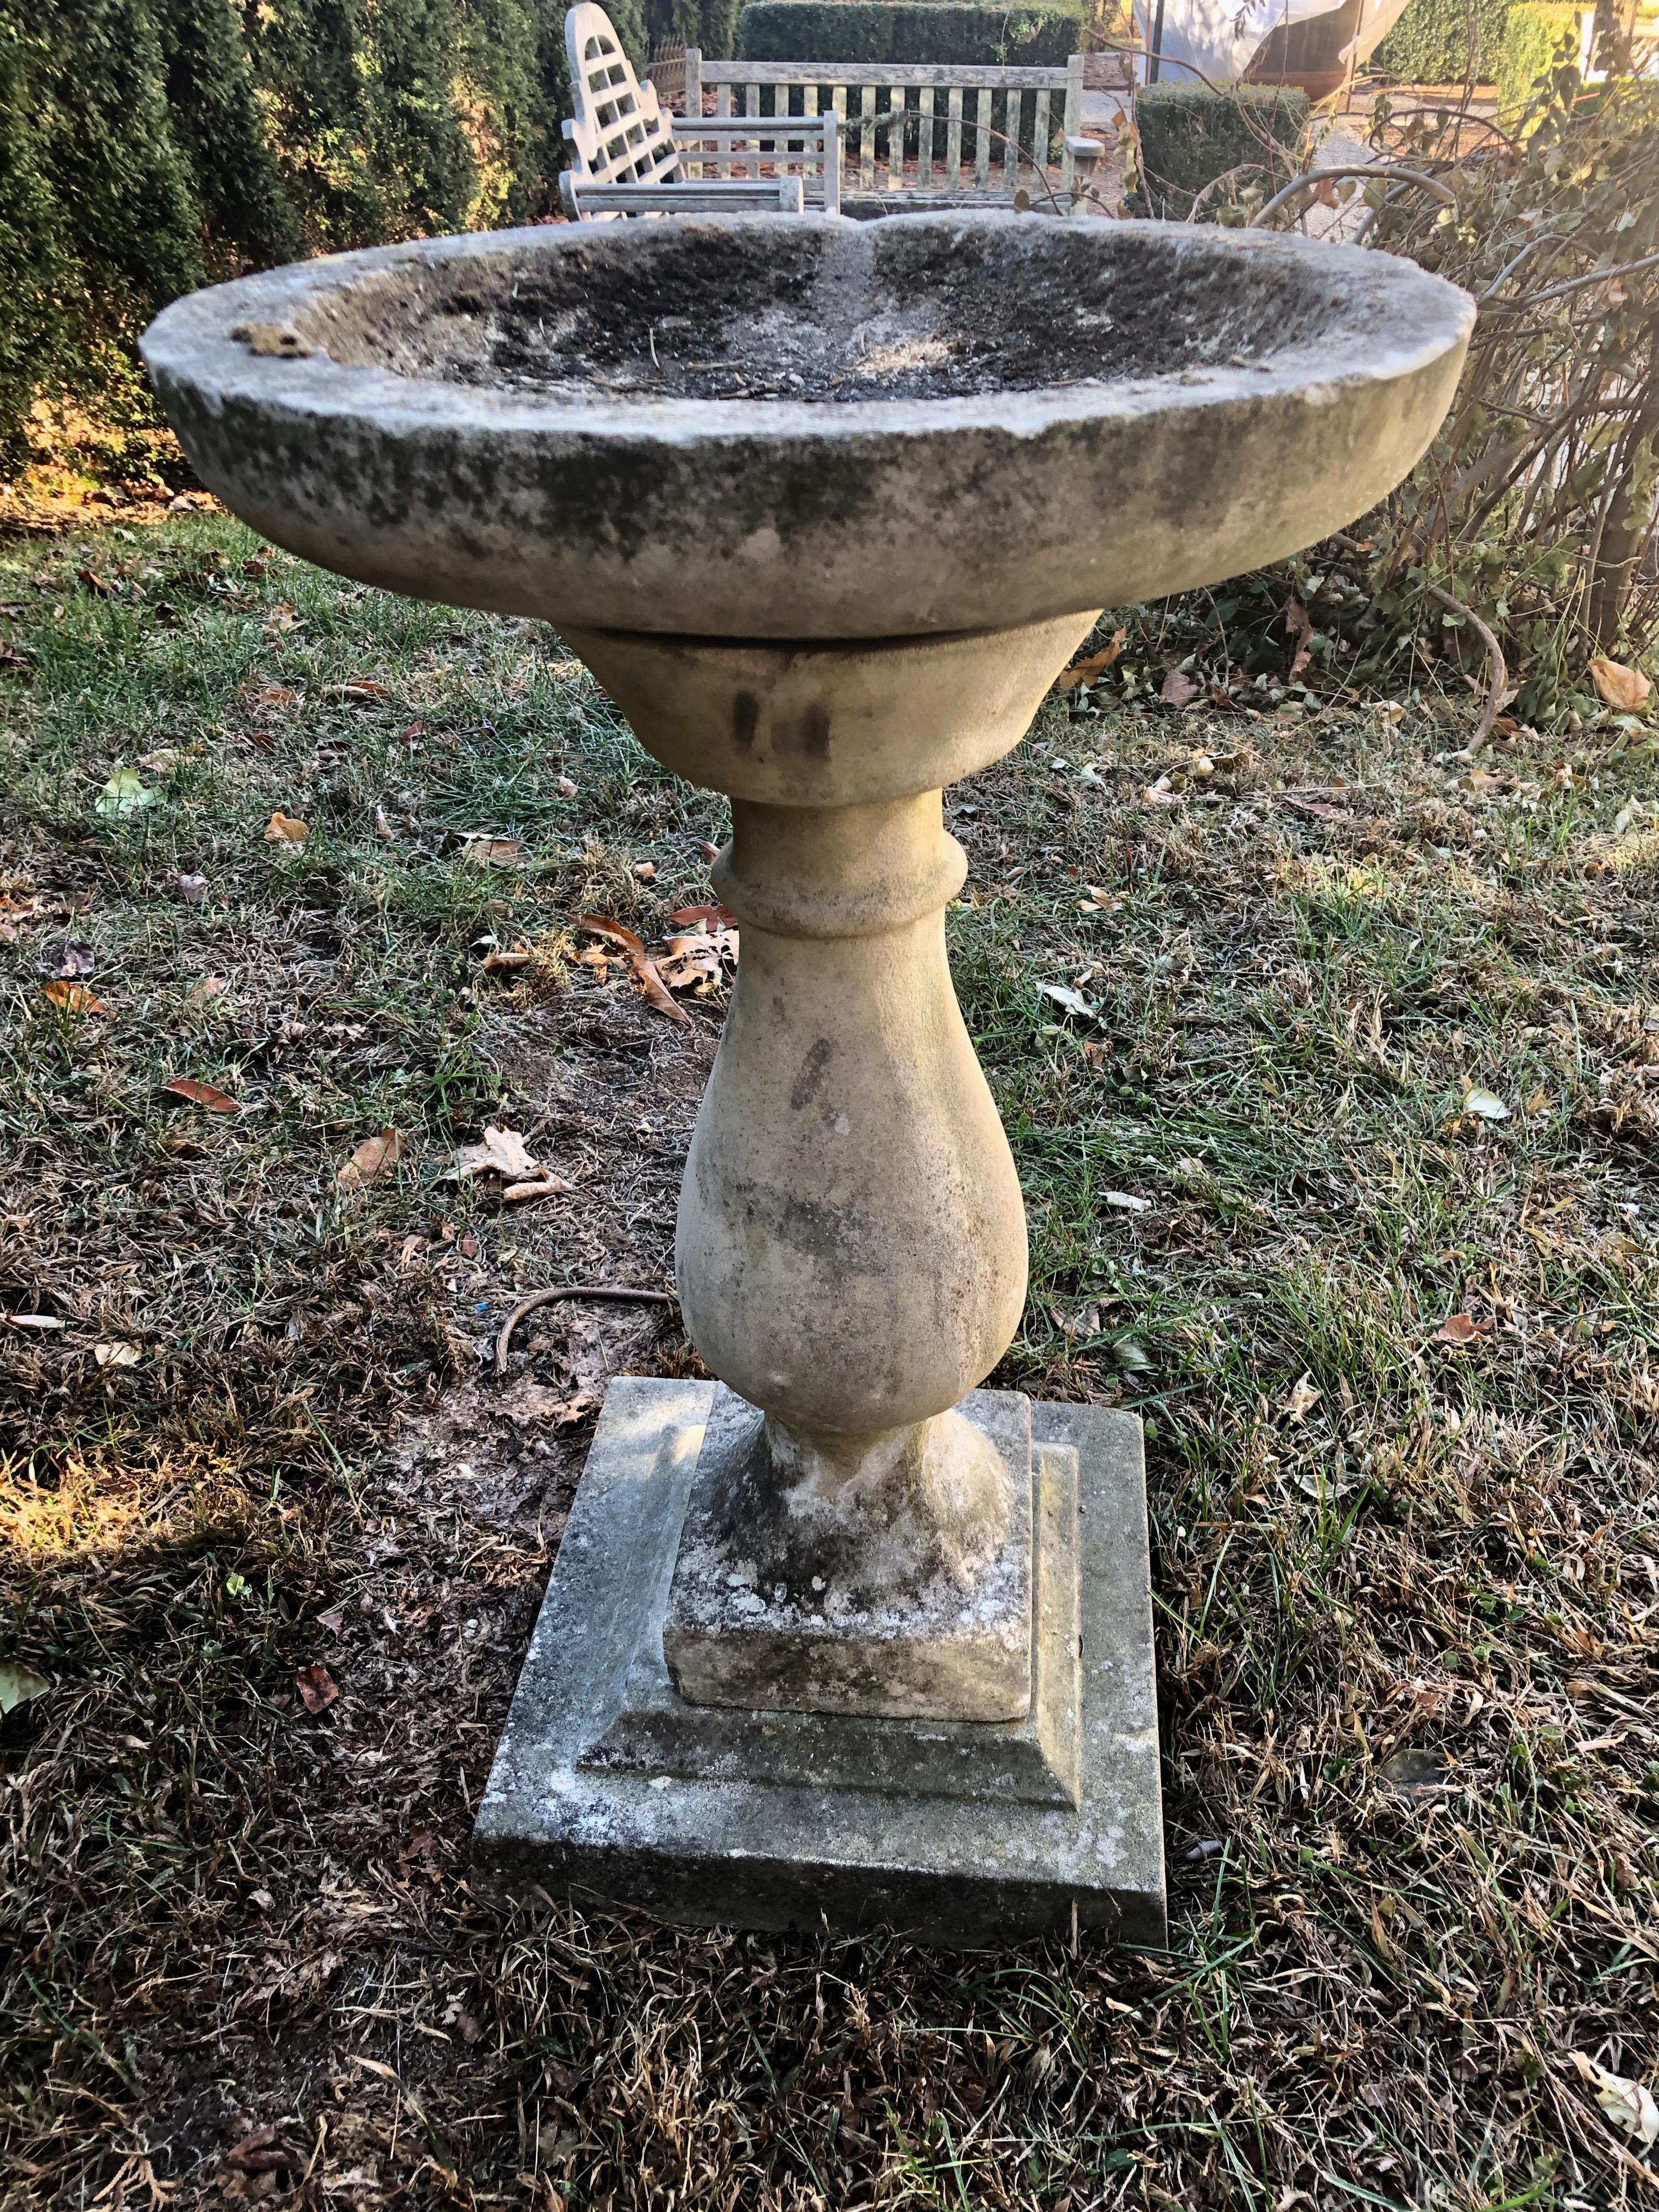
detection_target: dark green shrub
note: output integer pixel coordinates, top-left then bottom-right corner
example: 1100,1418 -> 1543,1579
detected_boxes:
0,0 -> 621,469
737,1 -> 1084,67
1132,83 -> 1308,219
1372,0 -> 1511,83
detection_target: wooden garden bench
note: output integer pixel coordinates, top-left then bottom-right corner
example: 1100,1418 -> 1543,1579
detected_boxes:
561,4 -> 838,218
681,48 -> 1100,215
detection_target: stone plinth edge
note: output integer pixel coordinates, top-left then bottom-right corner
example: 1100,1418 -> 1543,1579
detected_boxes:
473,1375 -> 1165,1948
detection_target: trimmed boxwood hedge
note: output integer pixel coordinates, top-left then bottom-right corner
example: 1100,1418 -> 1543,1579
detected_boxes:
736,1 -> 1084,66
1132,82 -> 1309,219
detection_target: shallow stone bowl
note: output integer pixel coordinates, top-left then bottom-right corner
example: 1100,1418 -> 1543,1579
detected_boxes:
142,213 -> 1472,641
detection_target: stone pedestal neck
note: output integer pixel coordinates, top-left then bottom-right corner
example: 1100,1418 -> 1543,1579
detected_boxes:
564,612 -> 1098,1713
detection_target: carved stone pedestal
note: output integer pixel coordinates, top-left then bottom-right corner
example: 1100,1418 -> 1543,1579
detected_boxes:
475,617 -> 1166,1944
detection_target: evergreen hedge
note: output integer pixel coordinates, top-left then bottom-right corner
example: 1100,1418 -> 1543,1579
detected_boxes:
1494,0 -> 1583,110
1372,0 -> 1512,83
736,1 -> 1084,65
1132,83 -> 1309,219
0,0 -> 683,470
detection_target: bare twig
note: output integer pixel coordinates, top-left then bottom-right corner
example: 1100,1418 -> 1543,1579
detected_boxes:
1424,581 -> 1509,752
1248,164 -> 1455,229
496,1284 -> 677,1375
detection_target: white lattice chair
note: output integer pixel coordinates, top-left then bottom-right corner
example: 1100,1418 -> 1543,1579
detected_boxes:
559,3 -> 838,219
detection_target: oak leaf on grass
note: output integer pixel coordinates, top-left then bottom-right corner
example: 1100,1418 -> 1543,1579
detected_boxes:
41,980 -> 105,1014
578,914 -> 691,1026
264,810 -> 309,844
160,1076 -> 239,1114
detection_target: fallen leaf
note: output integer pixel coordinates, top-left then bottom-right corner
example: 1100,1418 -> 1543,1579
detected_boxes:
137,747 -> 179,773
177,872 -> 208,904
1039,982 -> 1097,1018
341,679 -> 390,701
1282,1372 -> 1320,1423
337,1128 -> 405,1189
160,1076 -> 239,1113
295,1662 -> 338,1714
462,834 -> 526,868
1142,776 -> 1179,807
452,1125 -> 541,1181
1056,630 -> 1128,691
1589,656 -> 1652,713
0,1661 -> 50,1715
578,915 -> 692,1026
657,926 -> 738,991
94,1340 -> 141,1367
1463,1085 -> 1510,1121
247,1887 -> 276,1910
1524,1085 -> 1548,1117
1572,2052 -> 1659,2147
41,936 -> 95,977
633,860 -> 656,881
556,775 -> 578,797
317,1607 -> 345,1634
226,2126 -> 297,2176
667,903 -> 739,930
186,976 -> 228,1006
695,838 -> 720,862
3,1312 -> 64,1330
1433,1313 -> 1482,1345
41,979 -> 105,1014
481,944 -> 533,973
501,1175 -> 572,1205
1113,1337 -> 1152,1372
1283,596 -> 1314,681
257,684 -> 298,708
373,805 -> 396,841
1102,1190 -> 1150,1212
1160,668 -> 1199,708
77,567 -> 114,597
94,770 -> 156,820
500,1381 -> 600,1427
263,810 -> 308,844
243,557 -> 270,579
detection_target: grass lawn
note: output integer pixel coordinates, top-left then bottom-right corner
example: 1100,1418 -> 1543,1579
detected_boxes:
3,507 -> 1658,2209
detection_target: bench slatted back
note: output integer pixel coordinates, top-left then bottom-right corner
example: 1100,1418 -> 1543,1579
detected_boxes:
683,51 -> 1085,207
562,3 -> 681,192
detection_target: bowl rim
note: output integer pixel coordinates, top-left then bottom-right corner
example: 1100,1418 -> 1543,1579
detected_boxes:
140,210 -> 1475,448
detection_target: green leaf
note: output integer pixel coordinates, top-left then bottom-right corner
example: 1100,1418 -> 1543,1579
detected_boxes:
94,770 -> 156,820
0,1661 -> 50,1715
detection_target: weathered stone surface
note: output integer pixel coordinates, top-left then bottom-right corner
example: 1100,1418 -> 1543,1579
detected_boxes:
140,215 -> 1473,643
473,1377 -> 1165,1948
663,1387 -> 1033,1721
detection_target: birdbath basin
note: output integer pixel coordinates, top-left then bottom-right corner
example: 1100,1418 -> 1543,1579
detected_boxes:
145,214 -> 1471,1942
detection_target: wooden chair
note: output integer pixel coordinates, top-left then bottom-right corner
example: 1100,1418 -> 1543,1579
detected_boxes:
560,4 -> 837,219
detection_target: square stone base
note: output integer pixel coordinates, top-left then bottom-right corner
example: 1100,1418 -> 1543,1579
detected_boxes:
473,1377 -> 1165,1948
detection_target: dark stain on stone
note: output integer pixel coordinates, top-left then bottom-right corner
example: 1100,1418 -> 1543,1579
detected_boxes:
789,1038 -> 832,1111
802,703 -> 831,761
732,690 -> 760,751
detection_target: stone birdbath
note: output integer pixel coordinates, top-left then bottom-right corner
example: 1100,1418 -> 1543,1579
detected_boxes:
144,214 -> 1470,1945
